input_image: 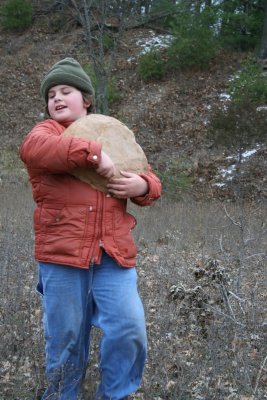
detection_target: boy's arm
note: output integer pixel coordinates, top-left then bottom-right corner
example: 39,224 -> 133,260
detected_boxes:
130,167 -> 162,206
20,120 -> 102,174
107,165 -> 162,206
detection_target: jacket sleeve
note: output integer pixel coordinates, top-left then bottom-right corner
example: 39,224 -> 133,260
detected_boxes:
130,165 -> 162,207
20,120 -> 102,175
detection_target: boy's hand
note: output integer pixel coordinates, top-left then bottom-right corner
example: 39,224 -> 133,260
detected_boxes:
96,151 -> 116,179
107,171 -> 148,199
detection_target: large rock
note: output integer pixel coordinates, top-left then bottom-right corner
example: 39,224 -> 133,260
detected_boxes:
63,114 -> 148,192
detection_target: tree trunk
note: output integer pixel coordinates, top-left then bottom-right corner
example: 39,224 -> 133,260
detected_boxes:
68,0 -> 127,115
258,0 -> 267,59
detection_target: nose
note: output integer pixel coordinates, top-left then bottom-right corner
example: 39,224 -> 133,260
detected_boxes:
53,91 -> 63,102
54,94 -> 61,102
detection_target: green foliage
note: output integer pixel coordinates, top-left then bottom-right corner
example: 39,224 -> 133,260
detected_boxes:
218,1 -> 263,51
83,63 -> 98,91
209,58 -> 267,155
106,76 -> 122,105
136,5 -> 220,79
150,0 -> 177,14
137,48 -> 166,81
229,59 -> 267,104
0,0 -> 33,30
167,7 -> 219,70
137,2 -> 263,79
102,31 -> 116,51
157,159 -> 193,199
142,1 -> 263,74
208,98 -> 266,157
150,0 -> 179,28
83,63 -> 122,110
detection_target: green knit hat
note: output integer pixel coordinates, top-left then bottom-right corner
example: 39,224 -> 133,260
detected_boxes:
40,58 -> 95,102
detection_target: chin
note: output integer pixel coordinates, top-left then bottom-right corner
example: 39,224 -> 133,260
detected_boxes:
54,115 -> 73,123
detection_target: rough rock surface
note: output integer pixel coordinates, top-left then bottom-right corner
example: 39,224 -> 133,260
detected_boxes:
64,114 -> 148,192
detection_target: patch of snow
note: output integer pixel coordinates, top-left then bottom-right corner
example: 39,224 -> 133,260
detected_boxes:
128,32 -> 173,61
228,72 -> 240,82
226,146 -> 260,162
166,332 -> 173,340
136,31 -> 173,54
220,164 -> 236,181
242,148 -> 257,159
219,92 -> 231,101
213,182 -> 226,188
217,92 -> 232,110
256,105 -> 267,112
213,146 -> 261,187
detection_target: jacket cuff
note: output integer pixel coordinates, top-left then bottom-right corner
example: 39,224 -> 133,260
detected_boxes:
87,141 -> 102,167
131,173 -> 161,206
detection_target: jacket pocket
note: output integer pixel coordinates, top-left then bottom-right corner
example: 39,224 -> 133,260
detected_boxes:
112,209 -> 137,259
40,204 -> 86,237
39,204 -> 88,258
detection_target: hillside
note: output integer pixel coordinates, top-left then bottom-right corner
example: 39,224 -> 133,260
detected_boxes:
0,20 -> 266,199
0,19 -> 267,400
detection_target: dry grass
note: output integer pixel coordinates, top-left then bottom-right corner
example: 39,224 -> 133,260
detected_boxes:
0,181 -> 266,400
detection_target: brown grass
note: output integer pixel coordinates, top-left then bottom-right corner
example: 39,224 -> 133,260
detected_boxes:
0,181 -> 266,399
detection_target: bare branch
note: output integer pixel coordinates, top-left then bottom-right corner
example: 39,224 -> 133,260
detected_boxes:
245,252 -> 266,260
253,353 -> 267,396
223,205 -> 242,227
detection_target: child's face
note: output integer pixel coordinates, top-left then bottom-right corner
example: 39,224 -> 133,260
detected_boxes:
47,85 -> 90,123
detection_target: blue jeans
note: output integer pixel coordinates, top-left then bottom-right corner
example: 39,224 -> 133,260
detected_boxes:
36,252 -> 147,400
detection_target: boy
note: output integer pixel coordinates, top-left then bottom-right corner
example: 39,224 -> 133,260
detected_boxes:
20,58 -> 161,400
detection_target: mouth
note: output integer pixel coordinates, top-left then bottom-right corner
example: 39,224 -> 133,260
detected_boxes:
55,105 -> 67,111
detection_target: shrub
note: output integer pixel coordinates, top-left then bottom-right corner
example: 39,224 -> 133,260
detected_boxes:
150,0 -> 179,28
167,34 -> 218,71
106,76 -> 121,105
229,59 -> 267,104
137,48 -> 166,81
209,59 -> 267,158
167,7 -> 219,71
219,7 -> 263,51
208,98 -> 267,160
1,0 -> 33,30
157,159 -> 193,200
102,31 -> 115,51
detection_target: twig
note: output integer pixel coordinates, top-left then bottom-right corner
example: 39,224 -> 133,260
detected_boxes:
227,290 -> 244,302
227,289 -> 246,315
220,283 -> 238,320
219,233 -> 225,253
253,353 -> 267,396
223,205 -> 242,227
245,252 -> 266,260
207,304 -> 245,327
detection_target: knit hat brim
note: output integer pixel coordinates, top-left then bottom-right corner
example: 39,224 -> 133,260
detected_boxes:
40,58 -> 95,102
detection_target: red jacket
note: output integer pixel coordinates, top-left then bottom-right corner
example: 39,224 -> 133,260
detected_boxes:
20,119 -> 161,268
